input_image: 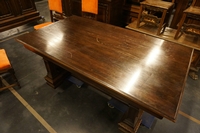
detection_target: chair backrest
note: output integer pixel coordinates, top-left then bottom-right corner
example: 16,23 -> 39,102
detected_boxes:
81,0 -> 98,20
48,0 -> 63,22
82,0 -> 98,15
48,0 -> 62,13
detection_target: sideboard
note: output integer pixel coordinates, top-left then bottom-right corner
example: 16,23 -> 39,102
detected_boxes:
0,0 -> 41,32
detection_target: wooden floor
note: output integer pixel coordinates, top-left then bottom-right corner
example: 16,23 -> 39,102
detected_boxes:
126,20 -> 200,50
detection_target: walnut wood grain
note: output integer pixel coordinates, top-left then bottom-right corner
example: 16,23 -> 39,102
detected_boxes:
16,15 -> 193,125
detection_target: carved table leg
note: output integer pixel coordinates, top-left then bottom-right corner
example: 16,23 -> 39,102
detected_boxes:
118,106 -> 144,133
43,59 -> 68,88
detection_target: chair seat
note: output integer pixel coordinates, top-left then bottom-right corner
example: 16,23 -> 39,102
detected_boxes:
140,0 -> 174,9
184,6 -> 200,15
34,22 -> 53,30
0,49 -> 11,70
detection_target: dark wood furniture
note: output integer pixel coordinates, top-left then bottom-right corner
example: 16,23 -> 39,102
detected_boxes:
174,0 -> 200,39
137,0 -> 174,35
0,0 -> 41,32
122,0 -> 142,26
63,0 -> 124,26
16,16 -> 193,133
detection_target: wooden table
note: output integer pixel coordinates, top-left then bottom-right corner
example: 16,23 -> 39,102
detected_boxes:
16,15 -> 193,133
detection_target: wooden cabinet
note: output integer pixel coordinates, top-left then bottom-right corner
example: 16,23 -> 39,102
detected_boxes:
0,0 -> 41,32
63,0 -> 124,26
122,0 -> 141,26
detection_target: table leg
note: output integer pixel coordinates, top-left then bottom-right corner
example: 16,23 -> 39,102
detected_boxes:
43,59 -> 68,88
118,106 -> 144,133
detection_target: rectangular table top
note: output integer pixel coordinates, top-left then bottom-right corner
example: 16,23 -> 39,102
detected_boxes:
16,15 -> 193,122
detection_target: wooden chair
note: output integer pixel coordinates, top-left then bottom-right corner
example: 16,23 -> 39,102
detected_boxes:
174,0 -> 200,39
34,0 -> 65,30
0,49 -> 20,91
81,0 -> 98,20
137,0 -> 175,35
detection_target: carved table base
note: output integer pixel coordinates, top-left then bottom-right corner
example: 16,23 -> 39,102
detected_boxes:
118,107 -> 144,133
43,58 -> 145,133
43,59 -> 68,88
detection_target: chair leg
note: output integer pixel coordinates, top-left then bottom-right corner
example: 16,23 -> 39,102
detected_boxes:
9,68 -> 21,88
174,13 -> 187,39
137,5 -> 143,28
0,68 -> 21,91
157,10 -> 167,35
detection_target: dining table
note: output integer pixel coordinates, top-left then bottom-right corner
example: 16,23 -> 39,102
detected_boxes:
16,15 -> 193,133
